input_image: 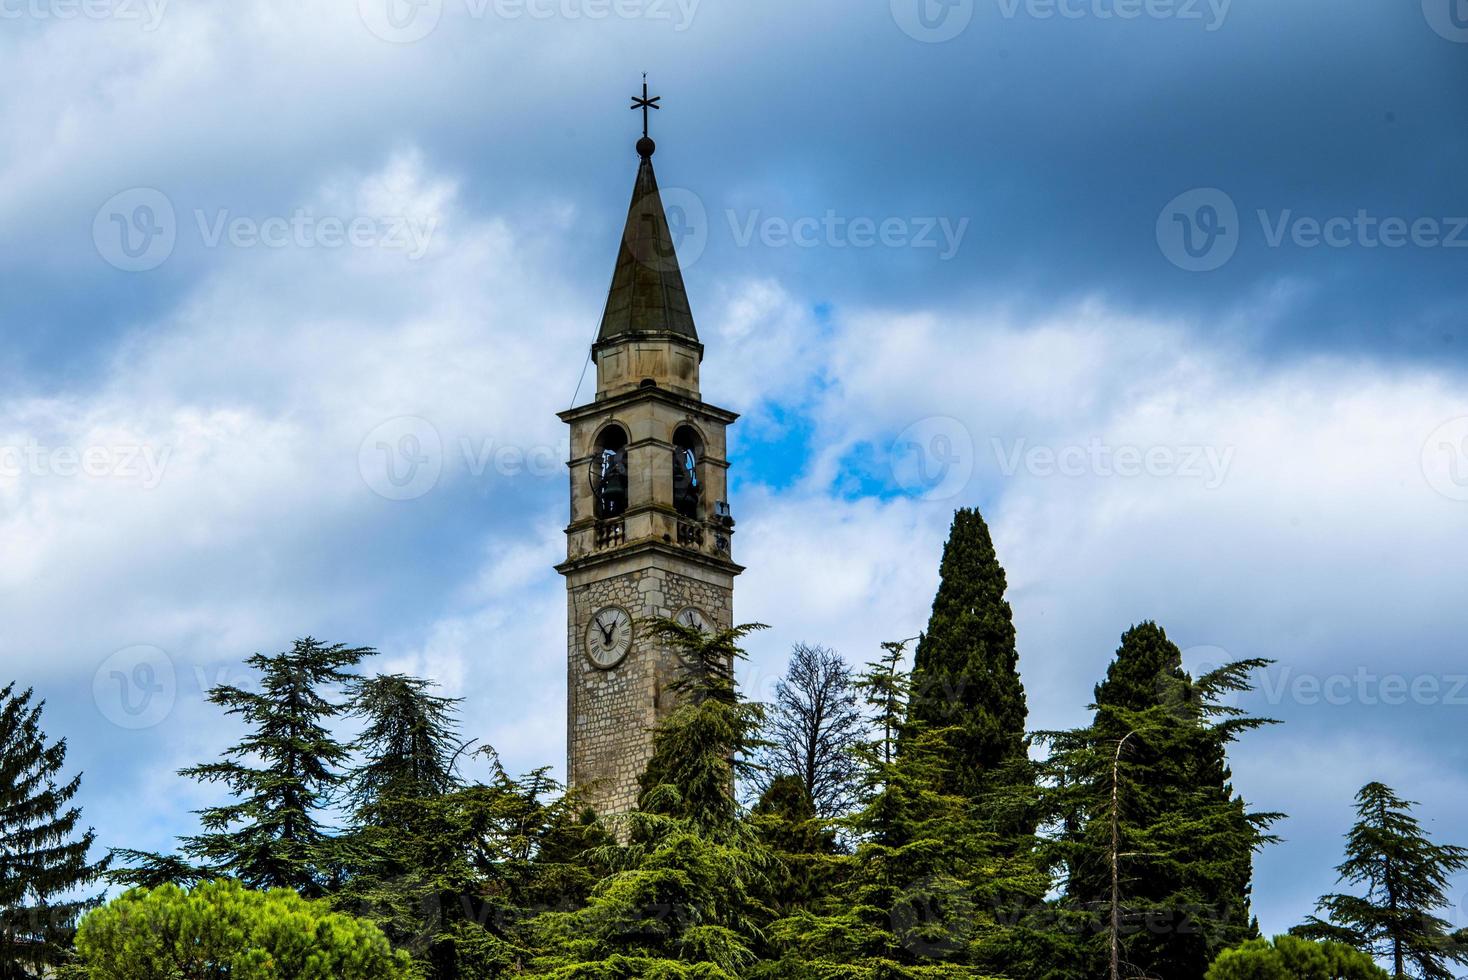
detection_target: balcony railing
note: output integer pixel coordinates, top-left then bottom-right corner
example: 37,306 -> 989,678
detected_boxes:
595,521 -> 625,550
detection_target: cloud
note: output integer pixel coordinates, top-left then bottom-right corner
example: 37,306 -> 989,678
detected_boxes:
3,0 -> 1466,936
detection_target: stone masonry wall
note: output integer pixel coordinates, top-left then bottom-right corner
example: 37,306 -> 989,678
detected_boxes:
567,564 -> 732,817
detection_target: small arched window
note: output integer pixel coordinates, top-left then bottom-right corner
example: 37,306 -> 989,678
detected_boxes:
591,425 -> 629,519
672,425 -> 703,520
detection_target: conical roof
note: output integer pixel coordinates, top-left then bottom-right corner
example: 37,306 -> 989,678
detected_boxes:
596,140 -> 699,343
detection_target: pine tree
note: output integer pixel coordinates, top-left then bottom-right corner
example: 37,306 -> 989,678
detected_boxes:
906,508 -> 1030,813
1206,934 -> 1388,979
337,750 -> 604,980
348,673 -> 465,825
1295,782 -> 1468,979
74,879 -> 415,979
178,637 -> 373,894
0,684 -> 108,980
1042,623 -> 1280,979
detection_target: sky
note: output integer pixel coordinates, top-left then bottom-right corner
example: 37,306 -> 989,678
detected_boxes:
2,0 -> 1467,940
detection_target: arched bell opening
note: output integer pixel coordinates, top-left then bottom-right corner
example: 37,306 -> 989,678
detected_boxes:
591,425 -> 630,519
672,424 -> 704,520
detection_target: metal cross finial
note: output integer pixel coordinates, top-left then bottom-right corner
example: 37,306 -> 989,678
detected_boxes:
630,74 -> 661,139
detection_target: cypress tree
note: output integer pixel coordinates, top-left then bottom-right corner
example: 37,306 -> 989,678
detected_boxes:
1045,622 -> 1279,978
906,508 -> 1029,810
178,637 -> 373,894
762,641 -> 1050,980
0,684 -> 108,980
1295,782 -> 1468,979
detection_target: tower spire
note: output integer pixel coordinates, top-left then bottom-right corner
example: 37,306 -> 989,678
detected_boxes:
597,77 -> 697,344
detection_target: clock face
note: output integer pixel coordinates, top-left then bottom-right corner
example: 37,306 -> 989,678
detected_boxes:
585,606 -> 633,669
675,606 -> 712,633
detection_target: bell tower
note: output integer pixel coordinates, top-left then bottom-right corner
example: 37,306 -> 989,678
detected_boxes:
556,89 -> 742,817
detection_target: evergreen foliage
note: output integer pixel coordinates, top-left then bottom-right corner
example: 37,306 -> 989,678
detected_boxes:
749,775 -> 840,917
337,753 -> 604,979
71,879 -> 414,979
1294,782 -> 1468,979
177,638 -> 375,894
349,673 -> 465,825
905,509 -> 1031,818
1205,934 -> 1389,979
760,642 -> 1048,980
0,684 -> 107,980
1040,623 -> 1280,979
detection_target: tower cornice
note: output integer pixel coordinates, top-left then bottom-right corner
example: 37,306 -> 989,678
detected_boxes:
558,385 -> 739,426
555,538 -> 745,579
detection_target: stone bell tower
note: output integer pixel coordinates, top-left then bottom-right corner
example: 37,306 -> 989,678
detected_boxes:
556,93 -> 742,817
